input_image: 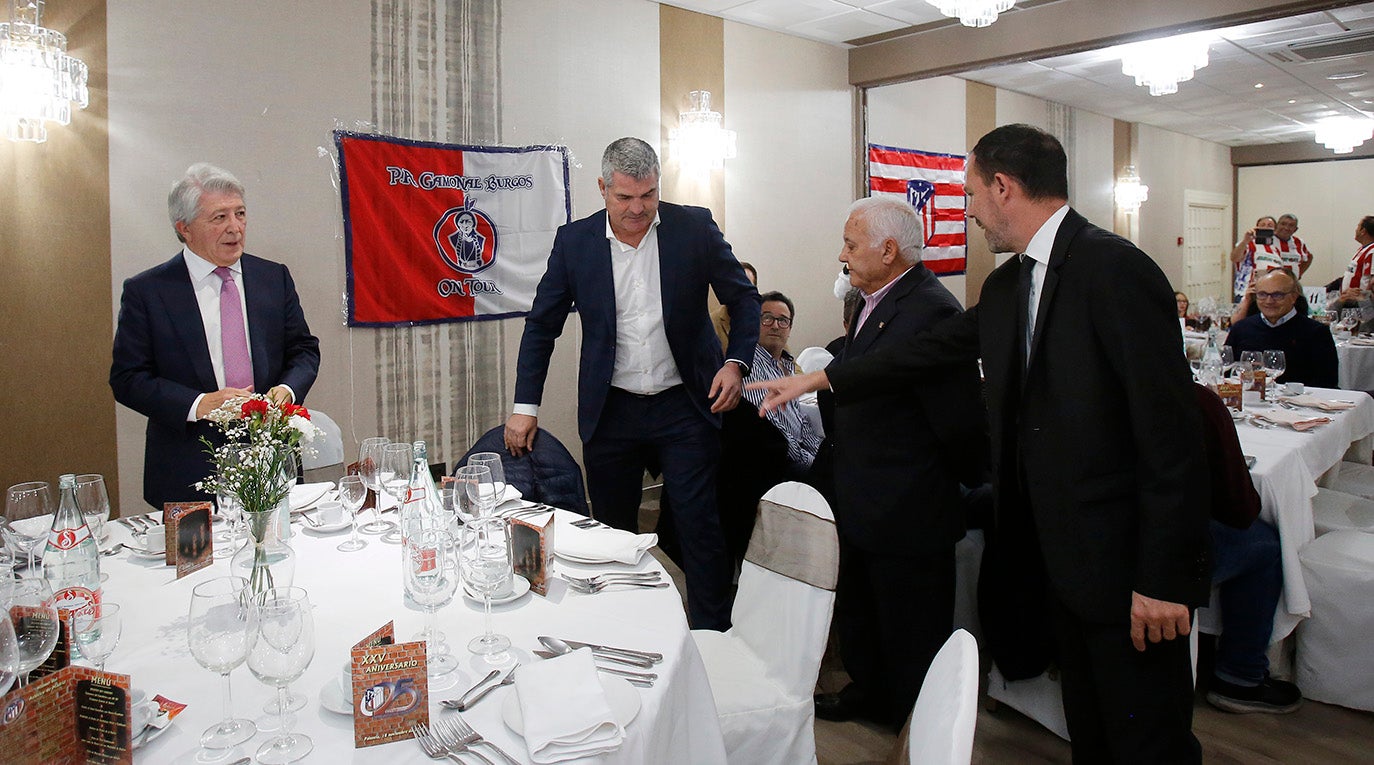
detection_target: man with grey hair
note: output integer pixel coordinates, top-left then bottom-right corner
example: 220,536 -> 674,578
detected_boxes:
506,137 -> 759,630
813,195 -> 987,727
111,163 -> 320,510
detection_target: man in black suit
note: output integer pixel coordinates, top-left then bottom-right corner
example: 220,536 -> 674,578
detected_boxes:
505,137 -> 759,630
812,197 -> 987,727
750,125 -> 1209,762
111,163 -> 320,510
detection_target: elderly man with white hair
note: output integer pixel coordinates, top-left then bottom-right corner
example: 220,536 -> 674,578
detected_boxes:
812,196 -> 988,728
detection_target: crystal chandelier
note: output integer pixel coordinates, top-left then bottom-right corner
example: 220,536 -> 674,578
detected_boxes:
925,0 -> 1016,29
0,0 -> 88,143
1114,165 -> 1149,212
668,90 -> 736,172
1119,34 -> 1210,96
1313,116 -> 1374,154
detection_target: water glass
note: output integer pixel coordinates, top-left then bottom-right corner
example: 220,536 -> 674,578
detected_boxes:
460,518 -> 512,661
468,452 -> 507,504
188,577 -> 257,750
5,482 -> 53,577
406,529 -> 459,682
0,617 -> 19,696
74,603 -> 121,672
454,465 -> 495,524
358,437 -> 393,534
73,475 -> 110,543
248,587 -> 315,764
336,475 -> 367,552
1263,349 -> 1287,389
8,578 -> 59,686
215,491 -> 243,558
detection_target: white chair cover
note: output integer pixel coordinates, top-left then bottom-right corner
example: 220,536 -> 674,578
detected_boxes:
691,482 -> 837,765
301,409 -> 344,470
1317,461 -> 1374,501
1312,488 -> 1374,536
909,629 -> 979,765
952,530 -> 985,642
1297,530 -> 1374,711
794,346 -> 834,374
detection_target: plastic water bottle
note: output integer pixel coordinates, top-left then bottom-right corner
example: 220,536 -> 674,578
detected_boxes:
44,474 -> 103,618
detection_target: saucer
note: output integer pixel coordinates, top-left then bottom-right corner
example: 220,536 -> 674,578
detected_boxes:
303,518 -> 352,534
464,575 -> 531,606
125,545 -> 166,560
320,680 -> 352,715
501,675 -> 639,736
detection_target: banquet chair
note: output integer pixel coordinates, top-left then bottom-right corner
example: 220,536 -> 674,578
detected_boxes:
1311,488 -> 1374,536
456,425 -> 590,516
300,409 -> 344,482
1296,530 -> 1374,711
908,629 -> 979,765
1316,460 -> 1374,501
691,481 -> 837,765
794,346 -> 834,374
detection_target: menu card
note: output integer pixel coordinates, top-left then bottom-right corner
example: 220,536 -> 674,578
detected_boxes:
1213,381 -> 1242,411
350,622 -> 428,749
0,666 -> 133,764
511,515 -> 553,596
163,502 -> 213,577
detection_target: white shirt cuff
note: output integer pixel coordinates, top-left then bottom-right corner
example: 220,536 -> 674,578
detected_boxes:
188,393 -> 206,422
513,403 -> 539,418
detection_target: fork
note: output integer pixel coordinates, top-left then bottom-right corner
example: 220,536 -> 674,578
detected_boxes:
565,578 -> 670,593
562,572 -> 661,587
441,663 -> 520,711
439,716 -> 524,765
413,722 -> 493,764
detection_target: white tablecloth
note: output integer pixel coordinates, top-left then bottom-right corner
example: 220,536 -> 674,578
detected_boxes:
1337,341 -> 1374,392
95,509 -> 726,764
1223,388 -> 1374,641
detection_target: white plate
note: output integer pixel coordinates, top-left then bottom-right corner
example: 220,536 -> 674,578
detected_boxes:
464,575 -> 532,606
501,675 -> 640,737
302,518 -> 352,534
125,544 -> 166,560
320,679 -> 352,715
554,550 -> 646,566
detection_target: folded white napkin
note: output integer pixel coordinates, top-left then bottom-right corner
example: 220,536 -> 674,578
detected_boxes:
1280,394 -> 1356,411
515,648 -> 625,763
289,482 -> 333,510
1252,409 -> 1332,431
556,520 -> 656,564
1347,337 -> 1374,347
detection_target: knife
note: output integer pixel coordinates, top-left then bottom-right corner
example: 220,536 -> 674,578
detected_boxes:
532,651 -> 657,685
537,637 -> 655,668
542,636 -> 663,664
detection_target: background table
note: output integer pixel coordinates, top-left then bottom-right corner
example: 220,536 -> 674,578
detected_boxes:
1337,340 -> 1374,392
97,509 -> 726,764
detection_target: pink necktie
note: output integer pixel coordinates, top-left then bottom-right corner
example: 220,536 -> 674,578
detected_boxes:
214,267 -> 253,389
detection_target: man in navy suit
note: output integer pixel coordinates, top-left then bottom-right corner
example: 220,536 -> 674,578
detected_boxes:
111,163 -> 320,511
505,138 -> 760,630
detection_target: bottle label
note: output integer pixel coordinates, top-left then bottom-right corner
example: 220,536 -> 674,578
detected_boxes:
408,543 -> 437,573
52,586 -> 101,618
47,525 -> 92,551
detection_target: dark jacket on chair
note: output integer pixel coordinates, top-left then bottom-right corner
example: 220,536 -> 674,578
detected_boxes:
457,426 -> 589,516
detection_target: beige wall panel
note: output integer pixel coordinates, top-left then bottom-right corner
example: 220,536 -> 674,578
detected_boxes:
721,21 -> 853,350
0,0 -> 117,501
1136,125 -> 1233,289
964,80 -> 997,305
660,6 -> 724,218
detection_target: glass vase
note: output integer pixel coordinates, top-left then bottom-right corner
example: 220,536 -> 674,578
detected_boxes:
231,501 -> 296,597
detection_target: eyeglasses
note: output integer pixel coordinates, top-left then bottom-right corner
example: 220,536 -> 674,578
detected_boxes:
1255,291 -> 1294,301
760,313 -> 792,328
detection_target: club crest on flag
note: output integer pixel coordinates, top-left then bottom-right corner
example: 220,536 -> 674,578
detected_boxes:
868,144 -> 966,275
434,201 -> 499,275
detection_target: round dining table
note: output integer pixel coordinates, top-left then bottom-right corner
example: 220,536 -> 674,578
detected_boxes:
93,505 -> 727,764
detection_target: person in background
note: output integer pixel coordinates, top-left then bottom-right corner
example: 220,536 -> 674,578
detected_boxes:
1231,214 -> 1313,306
1225,269 -> 1337,389
505,137 -> 759,631
740,291 -> 822,476
824,287 -> 863,357
111,163 -> 320,510
812,197 -> 987,729
714,261 -> 757,351
750,124 -> 1209,762
1333,215 -> 1374,310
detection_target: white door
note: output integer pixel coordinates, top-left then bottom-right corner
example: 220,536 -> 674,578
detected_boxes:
1183,190 -> 1231,305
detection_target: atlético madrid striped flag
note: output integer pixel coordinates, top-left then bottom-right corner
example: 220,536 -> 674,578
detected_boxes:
867,143 -> 966,275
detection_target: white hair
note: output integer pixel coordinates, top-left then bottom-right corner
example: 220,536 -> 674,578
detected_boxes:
848,196 -> 923,265
168,163 -> 245,242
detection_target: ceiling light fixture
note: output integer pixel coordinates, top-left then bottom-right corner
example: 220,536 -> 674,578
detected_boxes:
1313,116 -> 1374,154
1326,71 -> 1367,81
925,0 -> 1016,29
668,90 -> 736,173
1114,165 -> 1149,212
1119,34 -> 1210,96
0,0 -> 89,143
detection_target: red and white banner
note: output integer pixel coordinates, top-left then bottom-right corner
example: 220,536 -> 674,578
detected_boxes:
867,144 -> 966,275
336,132 -> 570,326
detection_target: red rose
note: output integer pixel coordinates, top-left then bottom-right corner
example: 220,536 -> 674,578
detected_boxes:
285,403 -> 311,420
241,399 -> 269,418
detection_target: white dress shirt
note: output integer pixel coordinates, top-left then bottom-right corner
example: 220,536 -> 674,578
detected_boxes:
1021,204 -> 1071,356
184,248 -> 254,421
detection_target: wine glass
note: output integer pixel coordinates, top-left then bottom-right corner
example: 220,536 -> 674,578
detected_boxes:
454,465 -> 495,524
215,490 -> 244,559
336,475 -> 367,552
406,529 -> 460,684
1219,346 -> 1235,379
1264,350 -> 1287,393
5,482 -> 52,577
460,518 -> 512,661
248,587 -> 315,764
1239,351 -> 1263,390
73,475 -> 110,545
357,437 -> 393,534
189,577 -> 258,750
468,452 -> 507,505
0,617 -> 19,695
73,603 -> 121,672
379,442 -> 415,521
8,578 -> 59,686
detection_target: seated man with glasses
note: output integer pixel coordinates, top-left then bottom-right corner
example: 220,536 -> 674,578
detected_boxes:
740,291 -> 822,474
1225,269 -> 1337,389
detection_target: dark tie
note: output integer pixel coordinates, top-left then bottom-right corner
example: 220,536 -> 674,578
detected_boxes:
214,266 -> 253,389
1016,254 -> 1034,368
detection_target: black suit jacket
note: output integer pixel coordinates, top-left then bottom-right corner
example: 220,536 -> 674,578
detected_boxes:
828,265 -> 987,554
829,209 -> 1210,625
110,252 -> 320,509
513,202 -> 760,442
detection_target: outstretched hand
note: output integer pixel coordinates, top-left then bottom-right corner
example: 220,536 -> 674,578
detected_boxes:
744,370 -> 828,414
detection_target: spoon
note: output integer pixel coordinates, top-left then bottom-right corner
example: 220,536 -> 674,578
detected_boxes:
100,543 -> 126,556
539,636 -> 655,668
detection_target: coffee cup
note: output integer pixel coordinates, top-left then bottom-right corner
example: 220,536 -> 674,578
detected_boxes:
339,660 -> 354,701
140,527 -> 167,553
1284,382 -> 1305,396
316,500 -> 344,526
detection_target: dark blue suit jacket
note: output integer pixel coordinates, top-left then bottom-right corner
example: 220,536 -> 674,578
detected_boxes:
110,252 -> 320,509
514,202 -> 760,442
